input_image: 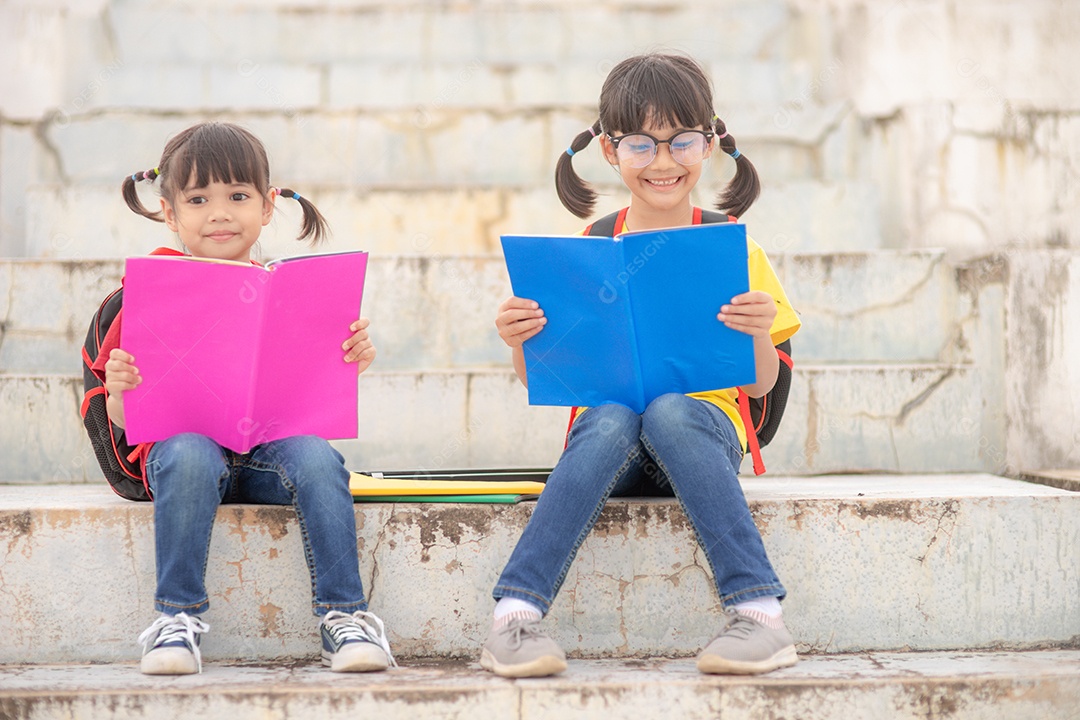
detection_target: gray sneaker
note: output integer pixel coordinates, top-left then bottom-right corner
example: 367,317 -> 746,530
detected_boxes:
480,617 -> 567,678
696,609 -> 798,675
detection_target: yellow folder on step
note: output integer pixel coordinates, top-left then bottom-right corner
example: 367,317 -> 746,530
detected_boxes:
349,472 -> 547,497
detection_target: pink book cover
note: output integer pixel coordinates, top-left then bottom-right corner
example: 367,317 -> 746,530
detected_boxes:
120,251 -> 368,452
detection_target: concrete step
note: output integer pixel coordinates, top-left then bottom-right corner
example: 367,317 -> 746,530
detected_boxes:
0,362 -> 994,484
15,177 -> 882,259
4,3 -> 810,119
1022,469 -> 1080,493
15,106 -> 846,188
0,249 -> 954,377
1,476 -> 1076,665
1,652 -> 1078,720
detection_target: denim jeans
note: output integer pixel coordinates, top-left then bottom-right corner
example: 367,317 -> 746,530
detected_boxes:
494,393 -> 785,613
145,433 -> 366,617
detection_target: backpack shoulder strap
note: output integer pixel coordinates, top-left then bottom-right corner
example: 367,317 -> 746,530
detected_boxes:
737,390 -> 766,476
584,208 -> 629,237
696,208 -> 738,225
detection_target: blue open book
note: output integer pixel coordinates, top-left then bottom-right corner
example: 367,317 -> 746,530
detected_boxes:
500,223 -> 756,413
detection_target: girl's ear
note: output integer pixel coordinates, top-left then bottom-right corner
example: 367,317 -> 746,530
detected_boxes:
262,191 -> 275,226
703,133 -> 715,160
160,198 -> 179,232
599,134 -> 619,166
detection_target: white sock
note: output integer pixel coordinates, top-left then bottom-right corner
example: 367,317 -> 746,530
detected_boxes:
493,597 -> 543,628
733,596 -> 782,618
732,597 -> 784,629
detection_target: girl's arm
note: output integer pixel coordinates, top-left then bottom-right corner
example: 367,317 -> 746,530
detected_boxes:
742,334 -> 780,398
719,290 -> 779,398
496,297 -> 546,388
510,345 -> 528,387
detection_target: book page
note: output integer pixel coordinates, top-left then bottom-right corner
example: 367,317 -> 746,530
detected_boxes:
620,223 -> 756,402
121,257 -> 265,448
249,251 -> 367,446
501,235 -> 644,410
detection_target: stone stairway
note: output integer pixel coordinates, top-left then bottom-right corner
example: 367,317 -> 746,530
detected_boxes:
1,474 -> 1078,718
3,653 -> 1079,720
3,0 -> 1080,716
0,248 -> 998,482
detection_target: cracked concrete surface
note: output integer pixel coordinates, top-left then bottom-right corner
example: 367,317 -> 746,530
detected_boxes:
1,477 -> 1076,665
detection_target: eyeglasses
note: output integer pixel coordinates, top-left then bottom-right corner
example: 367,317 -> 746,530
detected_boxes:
606,129 -> 715,168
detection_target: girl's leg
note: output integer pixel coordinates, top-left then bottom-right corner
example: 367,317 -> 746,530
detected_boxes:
639,393 -> 785,605
239,436 -> 367,615
145,433 -> 231,615
494,403 -> 646,613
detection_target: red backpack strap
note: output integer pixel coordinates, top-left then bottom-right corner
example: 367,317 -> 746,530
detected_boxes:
585,208 -> 630,237
694,208 -> 738,225
564,406 -> 582,448
737,390 -> 766,475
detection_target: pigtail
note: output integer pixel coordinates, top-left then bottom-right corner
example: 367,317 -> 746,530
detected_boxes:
713,117 -> 760,219
555,120 -> 603,219
121,168 -> 164,222
275,188 -> 330,245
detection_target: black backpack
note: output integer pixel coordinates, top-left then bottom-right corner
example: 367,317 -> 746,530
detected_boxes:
80,287 -> 151,500
583,207 -> 794,475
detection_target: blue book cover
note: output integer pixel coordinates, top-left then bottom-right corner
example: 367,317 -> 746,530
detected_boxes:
500,223 -> 756,413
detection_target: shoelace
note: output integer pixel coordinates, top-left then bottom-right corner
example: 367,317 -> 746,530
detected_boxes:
322,610 -> 398,667
137,612 -> 210,673
500,617 -> 546,651
716,609 -> 758,639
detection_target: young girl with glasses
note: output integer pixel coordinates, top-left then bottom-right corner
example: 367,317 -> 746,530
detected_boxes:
91,122 -> 395,675
487,53 -> 801,678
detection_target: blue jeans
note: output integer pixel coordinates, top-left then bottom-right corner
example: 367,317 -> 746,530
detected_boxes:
145,433 -> 366,617
494,394 -> 785,613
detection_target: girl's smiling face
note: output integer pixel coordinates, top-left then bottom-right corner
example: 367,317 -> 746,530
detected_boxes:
600,115 -> 713,227
161,178 -> 274,263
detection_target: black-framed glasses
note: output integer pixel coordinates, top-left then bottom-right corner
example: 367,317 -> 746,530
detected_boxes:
607,129 -> 715,168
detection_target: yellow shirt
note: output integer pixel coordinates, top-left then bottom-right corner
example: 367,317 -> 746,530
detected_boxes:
573,224 -> 801,451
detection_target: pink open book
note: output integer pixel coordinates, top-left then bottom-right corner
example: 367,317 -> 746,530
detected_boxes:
120,251 -> 368,452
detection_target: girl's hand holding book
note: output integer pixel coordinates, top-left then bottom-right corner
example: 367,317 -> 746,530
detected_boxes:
495,296 -> 547,349
718,291 -> 777,338
343,317 -> 376,375
103,347 -> 140,427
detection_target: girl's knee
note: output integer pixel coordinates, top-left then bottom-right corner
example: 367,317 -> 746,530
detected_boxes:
643,393 -> 699,427
156,432 -> 222,460
265,436 -> 346,480
147,433 -> 226,494
577,403 -> 641,438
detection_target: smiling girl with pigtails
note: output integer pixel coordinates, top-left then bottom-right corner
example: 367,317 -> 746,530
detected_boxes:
87,121 -> 395,676
486,53 -> 802,679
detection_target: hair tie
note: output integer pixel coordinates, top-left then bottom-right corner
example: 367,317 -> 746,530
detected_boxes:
587,126 -> 597,137
131,172 -> 140,182
291,190 -> 302,201
729,148 -> 741,160
565,147 -> 576,157
716,131 -> 729,140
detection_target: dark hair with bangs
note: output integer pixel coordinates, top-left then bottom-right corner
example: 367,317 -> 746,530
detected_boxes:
122,122 -> 329,244
555,53 -> 760,220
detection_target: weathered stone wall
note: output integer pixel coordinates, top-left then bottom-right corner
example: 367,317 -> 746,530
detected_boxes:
1,1 -> 1077,259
